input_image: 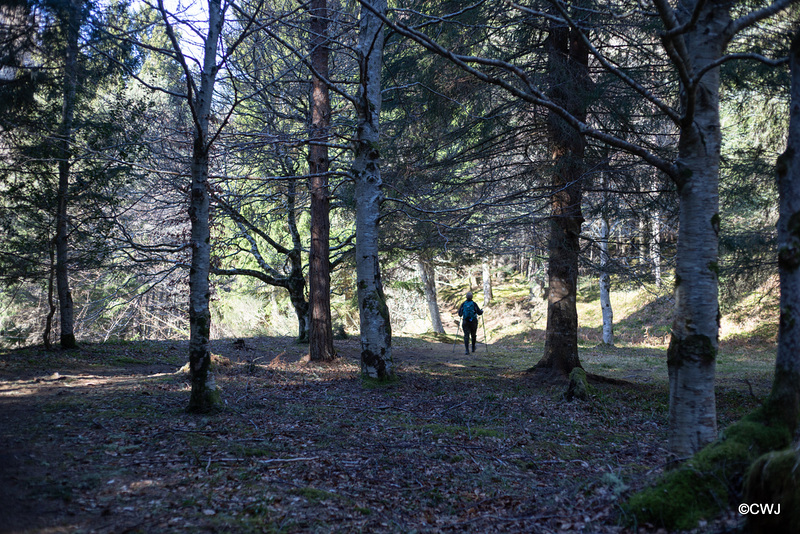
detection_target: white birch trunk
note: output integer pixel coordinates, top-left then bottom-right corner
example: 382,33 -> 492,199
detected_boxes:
638,217 -> 647,266
169,0 -> 223,413
666,0 -> 728,456
482,258 -> 493,307
418,257 -> 444,334
650,210 -> 662,288
599,212 -> 614,346
354,0 -> 392,380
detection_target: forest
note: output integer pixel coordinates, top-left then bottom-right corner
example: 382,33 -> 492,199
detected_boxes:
1,0 -> 799,532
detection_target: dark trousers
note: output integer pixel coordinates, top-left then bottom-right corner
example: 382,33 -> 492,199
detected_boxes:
463,319 -> 478,352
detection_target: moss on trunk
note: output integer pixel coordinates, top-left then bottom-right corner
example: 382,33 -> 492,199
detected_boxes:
624,408 -> 791,530
565,367 -> 590,401
745,445 -> 800,534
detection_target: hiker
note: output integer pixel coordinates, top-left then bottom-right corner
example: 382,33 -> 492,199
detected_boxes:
457,291 -> 483,355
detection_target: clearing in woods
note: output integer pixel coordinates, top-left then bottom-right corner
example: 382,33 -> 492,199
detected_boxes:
0,334 -> 774,533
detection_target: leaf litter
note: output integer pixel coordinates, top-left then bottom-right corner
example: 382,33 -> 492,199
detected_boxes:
0,337 -> 765,533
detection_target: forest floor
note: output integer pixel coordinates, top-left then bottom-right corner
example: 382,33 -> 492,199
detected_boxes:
0,333 -> 776,534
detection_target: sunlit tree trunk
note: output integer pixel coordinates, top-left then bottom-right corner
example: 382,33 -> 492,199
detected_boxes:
418,256 -> 444,334
533,14 -> 589,379
354,0 -> 392,380
308,0 -> 335,360
482,258 -> 493,307
650,208 -> 662,288
666,0 -> 728,456
55,0 -> 80,349
599,197 -> 613,346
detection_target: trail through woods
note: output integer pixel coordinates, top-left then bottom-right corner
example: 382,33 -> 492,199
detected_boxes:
0,337 -> 764,533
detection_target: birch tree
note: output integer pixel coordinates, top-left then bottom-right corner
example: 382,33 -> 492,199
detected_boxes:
158,0 -> 223,412
628,29 -> 800,527
354,0 -> 393,379
153,0 -> 261,412
418,255 -> 444,334
382,0 -> 796,456
599,176 -> 613,346
481,258 -> 493,307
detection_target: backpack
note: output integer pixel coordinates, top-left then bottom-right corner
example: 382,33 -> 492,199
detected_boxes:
462,300 -> 477,322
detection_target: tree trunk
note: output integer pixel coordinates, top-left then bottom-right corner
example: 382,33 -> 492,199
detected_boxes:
185,0 -> 223,414
55,0 -> 80,349
44,238 -> 56,350
284,172 -> 310,343
482,258 -> 493,307
418,256 -> 444,334
533,15 -> 589,380
666,1 -> 728,457
650,207 -> 662,288
354,0 -> 392,380
599,206 -> 613,346
638,217 -> 647,265
308,0 -> 335,361
769,30 -> 800,435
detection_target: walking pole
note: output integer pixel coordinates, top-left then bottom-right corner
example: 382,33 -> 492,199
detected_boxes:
452,320 -> 461,353
481,314 -> 489,354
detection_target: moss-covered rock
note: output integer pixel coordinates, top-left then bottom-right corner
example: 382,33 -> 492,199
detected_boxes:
623,412 -> 791,530
745,445 -> 800,534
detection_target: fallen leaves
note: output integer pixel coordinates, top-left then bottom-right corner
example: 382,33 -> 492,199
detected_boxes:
0,337 -> 764,533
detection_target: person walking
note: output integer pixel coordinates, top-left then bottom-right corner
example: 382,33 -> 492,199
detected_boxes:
457,291 -> 483,355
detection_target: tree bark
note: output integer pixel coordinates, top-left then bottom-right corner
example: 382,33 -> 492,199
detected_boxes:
308,0 -> 335,361
769,30 -> 800,434
418,256 -> 444,334
354,0 -> 392,380
286,178 -> 310,343
482,258 -> 493,307
533,15 -> 589,380
599,194 -> 613,346
650,204 -> 662,288
55,0 -> 80,349
666,0 -> 728,457
44,238 -> 56,350
180,0 -> 223,414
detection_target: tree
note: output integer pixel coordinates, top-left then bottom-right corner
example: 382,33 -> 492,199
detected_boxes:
53,0 -> 82,349
381,0 -> 795,456
160,0 -> 223,412
418,254 -> 444,333
481,258 -> 492,307
1,0 -> 141,348
354,0 -> 393,379
769,27 -> 800,437
598,173 -> 613,346
150,0 -> 262,412
530,6 -> 591,380
308,0 -> 336,360
626,27 -> 800,528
